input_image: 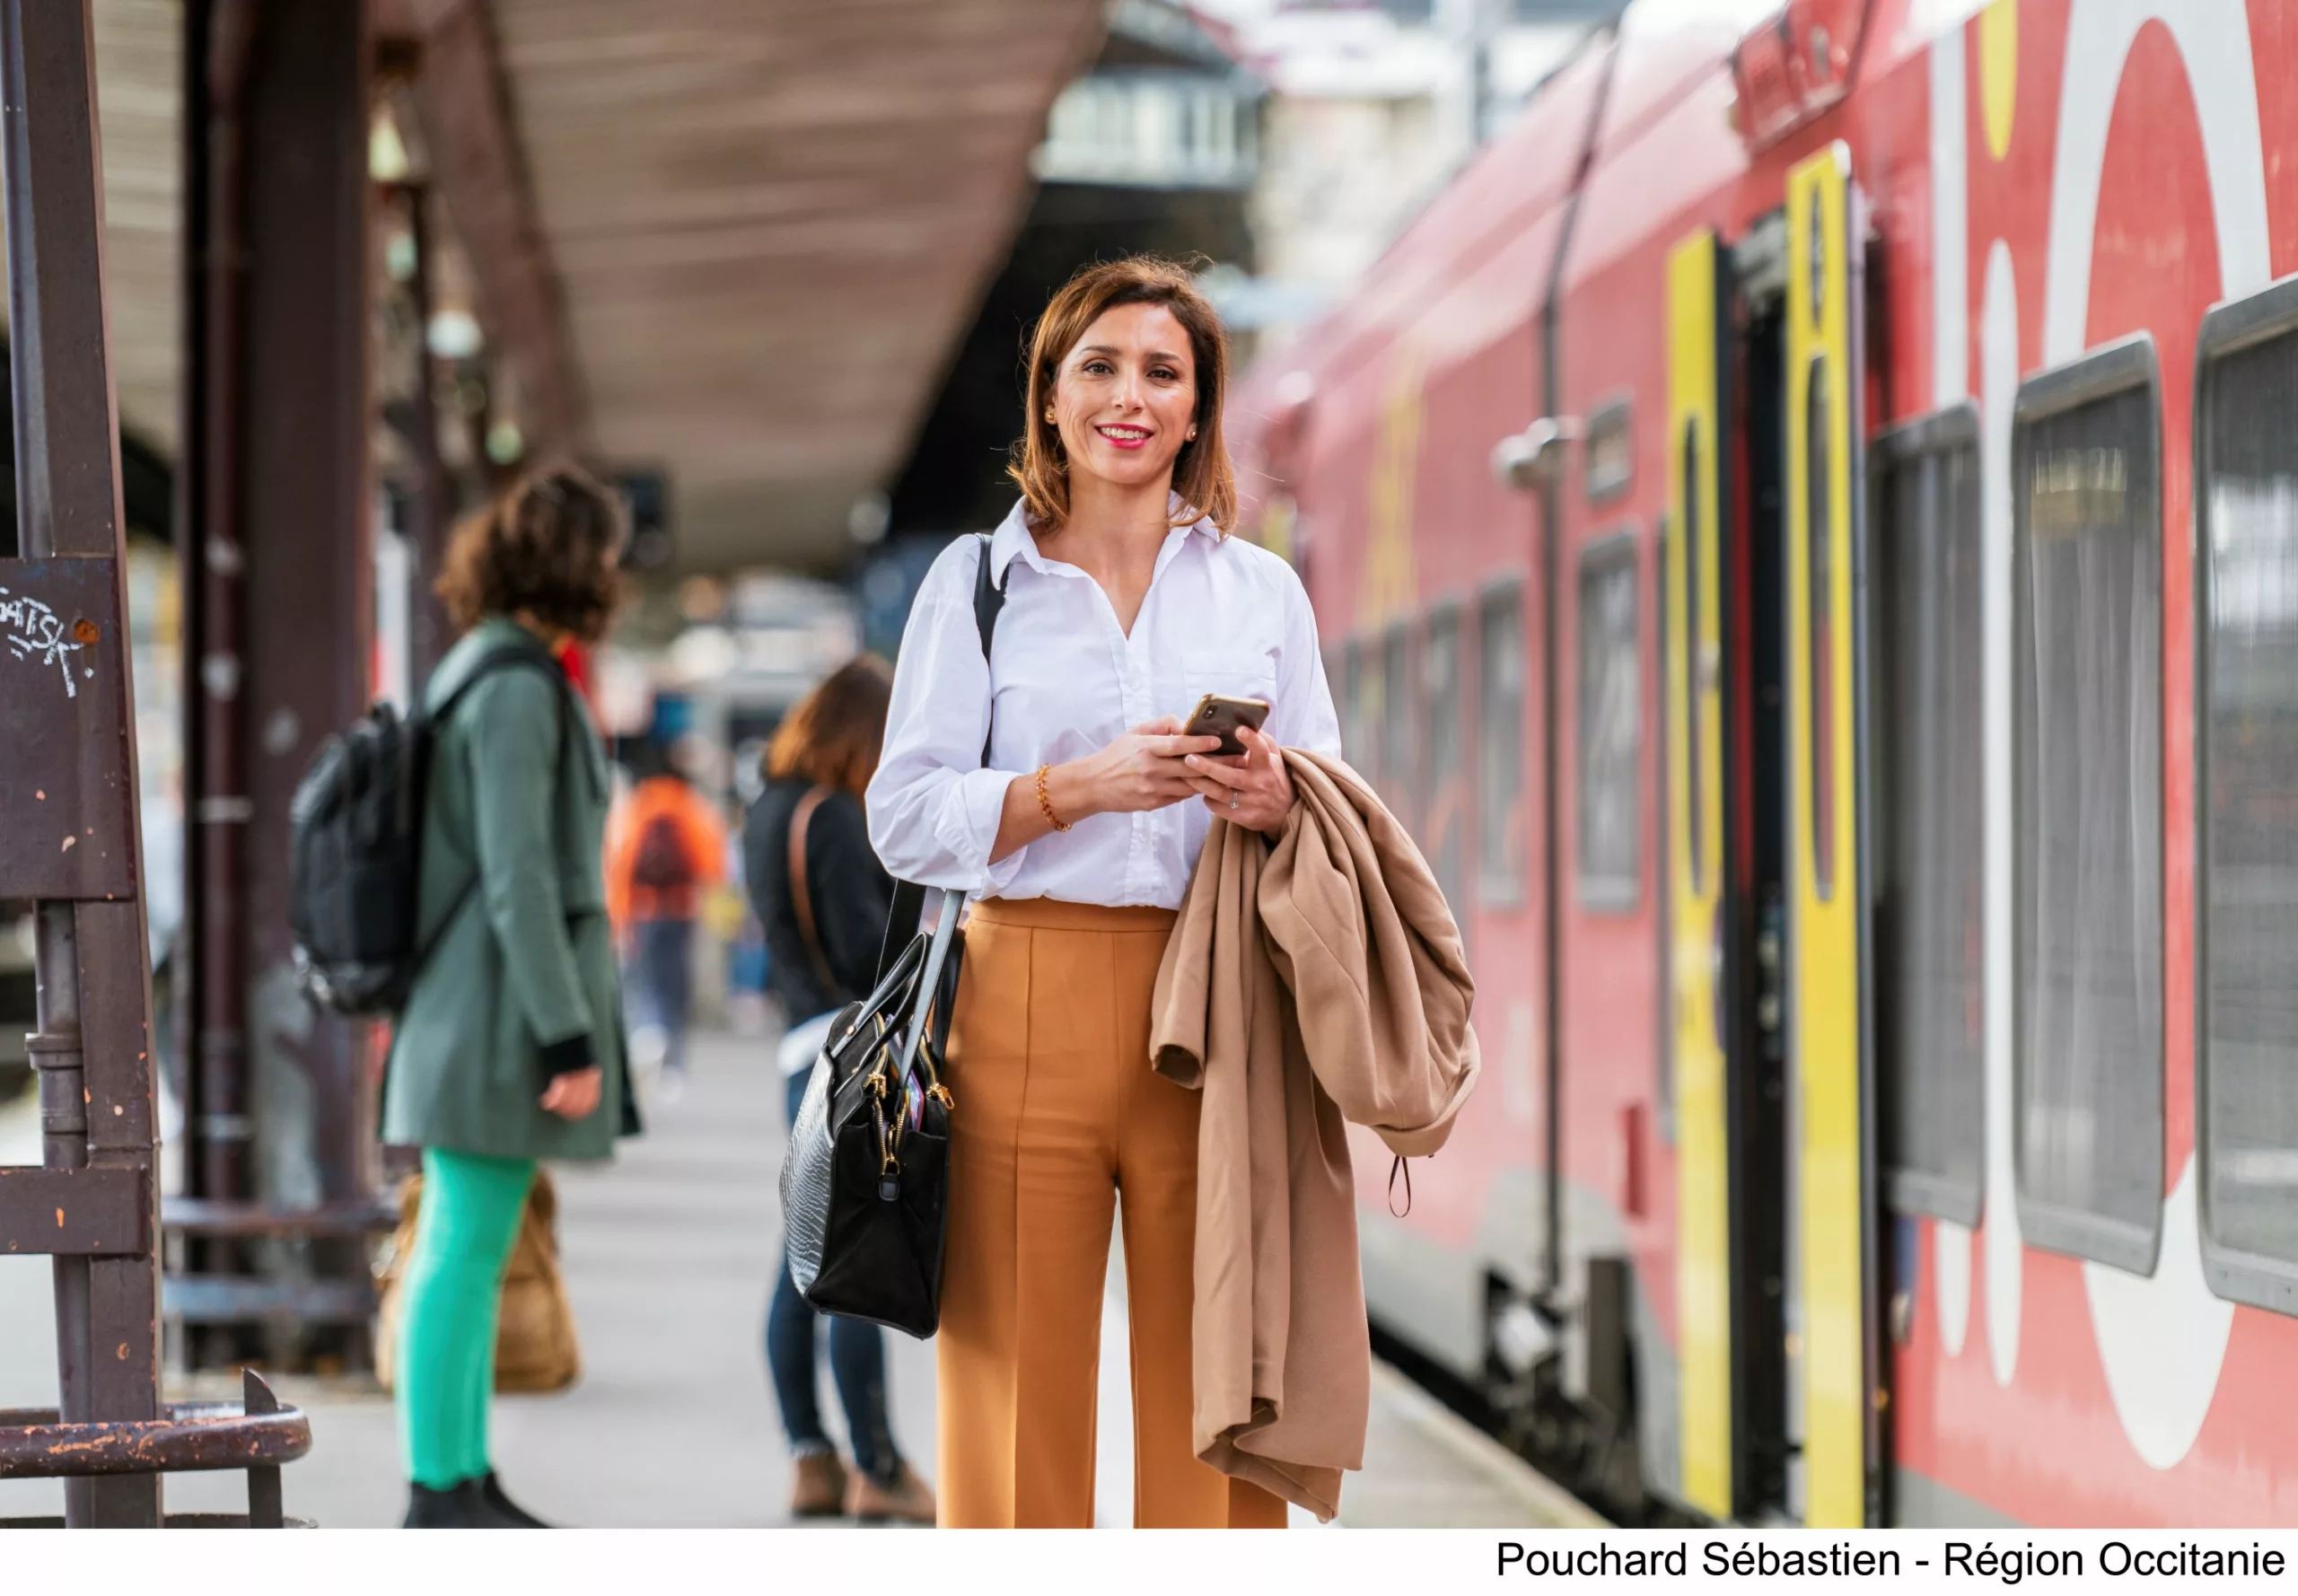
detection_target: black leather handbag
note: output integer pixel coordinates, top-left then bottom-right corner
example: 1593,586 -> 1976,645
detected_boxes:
780,885 -> 965,1338
780,530 -> 1007,1337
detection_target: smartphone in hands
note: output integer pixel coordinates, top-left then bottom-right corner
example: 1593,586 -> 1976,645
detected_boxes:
1182,693 -> 1272,759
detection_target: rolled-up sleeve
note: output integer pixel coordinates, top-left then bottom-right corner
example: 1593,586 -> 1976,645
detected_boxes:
866,541 -> 1029,893
1270,563 -> 1344,759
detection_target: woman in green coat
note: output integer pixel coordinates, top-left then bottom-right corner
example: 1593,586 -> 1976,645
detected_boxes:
384,466 -> 629,1528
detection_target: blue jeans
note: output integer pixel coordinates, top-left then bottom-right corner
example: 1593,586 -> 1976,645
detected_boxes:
769,1064 -> 899,1482
630,917 -> 695,1074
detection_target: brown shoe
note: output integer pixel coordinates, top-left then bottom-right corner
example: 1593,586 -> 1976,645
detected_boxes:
791,1451 -> 848,1519
846,1462 -> 936,1524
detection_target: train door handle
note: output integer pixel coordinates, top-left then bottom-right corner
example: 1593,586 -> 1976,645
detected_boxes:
1711,914 -> 1728,1053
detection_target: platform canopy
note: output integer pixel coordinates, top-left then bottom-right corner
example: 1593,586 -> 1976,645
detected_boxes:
79,0 -> 1107,571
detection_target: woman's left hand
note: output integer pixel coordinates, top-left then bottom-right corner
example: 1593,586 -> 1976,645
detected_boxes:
540,1067 -> 603,1120
1184,725 -> 1295,839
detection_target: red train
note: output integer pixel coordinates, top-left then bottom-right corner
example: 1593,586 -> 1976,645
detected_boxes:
1228,0 -> 2298,1529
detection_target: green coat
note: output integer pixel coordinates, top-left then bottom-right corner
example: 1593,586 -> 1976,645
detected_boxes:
382,618 -> 627,1162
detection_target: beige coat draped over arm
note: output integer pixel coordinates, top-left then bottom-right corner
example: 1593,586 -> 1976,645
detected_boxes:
1150,750 -> 1478,1521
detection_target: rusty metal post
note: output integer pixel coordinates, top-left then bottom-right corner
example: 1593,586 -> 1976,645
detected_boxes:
0,0 -> 164,1527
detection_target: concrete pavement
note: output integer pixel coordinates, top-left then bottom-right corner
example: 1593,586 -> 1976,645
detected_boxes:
0,1029 -> 1592,1529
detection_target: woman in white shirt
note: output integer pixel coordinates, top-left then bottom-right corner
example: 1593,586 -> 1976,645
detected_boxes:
868,257 -> 1340,1528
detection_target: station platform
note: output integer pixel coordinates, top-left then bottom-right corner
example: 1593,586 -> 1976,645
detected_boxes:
0,1030 -> 1596,1530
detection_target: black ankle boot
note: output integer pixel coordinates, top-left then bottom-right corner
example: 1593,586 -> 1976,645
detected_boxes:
404,1479 -> 510,1528
480,1472 -> 551,1528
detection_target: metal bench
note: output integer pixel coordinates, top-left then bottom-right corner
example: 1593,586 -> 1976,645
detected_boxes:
161,1196 -> 399,1322
0,1372 -> 312,1529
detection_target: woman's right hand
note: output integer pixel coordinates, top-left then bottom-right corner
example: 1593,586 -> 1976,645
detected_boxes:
992,717 -> 1226,863
1071,716 -> 1224,815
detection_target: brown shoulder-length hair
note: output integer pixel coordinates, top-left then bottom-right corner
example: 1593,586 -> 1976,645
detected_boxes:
766,654 -> 895,799
435,462 -> 627,643
1008,256 -> 1236,534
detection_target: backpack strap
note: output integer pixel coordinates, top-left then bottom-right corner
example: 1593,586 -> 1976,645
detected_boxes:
408,640 -> 589,987
874,532 -> 1006,985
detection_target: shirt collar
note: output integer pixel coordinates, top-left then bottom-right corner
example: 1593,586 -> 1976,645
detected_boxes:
985,495 -> 1220,583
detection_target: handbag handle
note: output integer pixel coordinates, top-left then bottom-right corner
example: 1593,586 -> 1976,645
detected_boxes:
829,886 -> 964,1075
893,889 -> 964,1086
833,922 -> 931,1057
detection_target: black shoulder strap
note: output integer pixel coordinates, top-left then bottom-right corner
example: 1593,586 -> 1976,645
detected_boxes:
972,529 -> 1007,771
874,533 -> 1005,984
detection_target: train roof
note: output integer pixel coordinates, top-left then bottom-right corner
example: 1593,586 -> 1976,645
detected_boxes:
1236,0 -> 1970,425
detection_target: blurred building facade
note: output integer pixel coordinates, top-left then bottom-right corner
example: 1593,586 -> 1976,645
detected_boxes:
1204,0 -> 1627,352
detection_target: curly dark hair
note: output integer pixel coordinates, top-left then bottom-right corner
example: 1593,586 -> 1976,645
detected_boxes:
435,463 -> 627,642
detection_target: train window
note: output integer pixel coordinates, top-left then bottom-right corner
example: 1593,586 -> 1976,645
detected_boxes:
1806,356 -> 1836,901
1382,622 -> 1417,828
2012,338 -> 2162,1275
2197,285 -> 2298,1302
1586,397 -> 1634,504
1872,407 -> 1984,1225
1424,607 -> 1468,921
1478,583 -> 1527,899
1576,532 -> 1640,909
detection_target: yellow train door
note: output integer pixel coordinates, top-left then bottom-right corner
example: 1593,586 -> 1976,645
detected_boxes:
1665,227 -> 1734,1521
1782,141 -> 1881,1529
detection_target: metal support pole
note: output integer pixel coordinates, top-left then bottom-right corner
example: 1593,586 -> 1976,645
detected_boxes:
402,179 -> 454,680
0,0 -> 164,1527
192,0 -> 258,1217
237,0 -> 373,1224
174,1 -> 374,1376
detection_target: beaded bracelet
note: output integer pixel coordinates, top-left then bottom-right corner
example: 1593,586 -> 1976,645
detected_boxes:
1035,763 -> 1072,832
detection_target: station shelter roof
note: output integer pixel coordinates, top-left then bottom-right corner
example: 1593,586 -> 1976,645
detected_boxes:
69,0 -> 1108,572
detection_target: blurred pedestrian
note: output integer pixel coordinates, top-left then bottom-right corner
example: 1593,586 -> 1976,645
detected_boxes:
383,464 -> 632,1530
868,257 -> 1338,1526
605,738 -> 727,1100
742,654 -> 935,1523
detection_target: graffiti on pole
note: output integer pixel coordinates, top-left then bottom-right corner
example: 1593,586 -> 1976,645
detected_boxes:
0,584 -> 90,697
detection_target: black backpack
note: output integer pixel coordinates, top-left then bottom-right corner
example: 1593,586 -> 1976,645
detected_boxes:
289,639 -> 567,1016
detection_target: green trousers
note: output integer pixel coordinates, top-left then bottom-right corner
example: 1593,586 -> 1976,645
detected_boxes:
396,1147 -> 536,1489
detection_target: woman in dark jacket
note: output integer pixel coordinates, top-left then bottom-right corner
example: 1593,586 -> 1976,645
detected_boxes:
385,465 -> 628,1529
741,654 -> 934,1523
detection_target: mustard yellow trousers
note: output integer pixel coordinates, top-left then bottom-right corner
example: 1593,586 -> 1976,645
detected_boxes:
937,898 -> 1287,1530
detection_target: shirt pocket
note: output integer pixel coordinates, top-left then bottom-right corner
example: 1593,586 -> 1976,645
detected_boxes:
1180,648 -> 1279,720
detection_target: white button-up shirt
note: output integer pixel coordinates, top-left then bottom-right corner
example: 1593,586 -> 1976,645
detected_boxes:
866,499 -> 1343,909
